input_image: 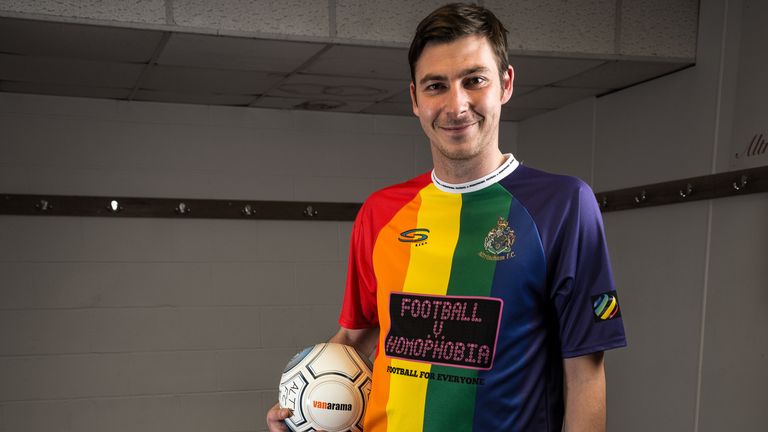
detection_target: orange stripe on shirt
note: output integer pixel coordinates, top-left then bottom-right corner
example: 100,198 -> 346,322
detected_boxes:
364,190 -> 423,432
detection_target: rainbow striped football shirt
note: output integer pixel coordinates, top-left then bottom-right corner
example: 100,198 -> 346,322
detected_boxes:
340,157 -> 627,431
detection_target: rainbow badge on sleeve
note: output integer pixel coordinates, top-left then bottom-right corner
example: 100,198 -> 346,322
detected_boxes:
591,291 -> 621,322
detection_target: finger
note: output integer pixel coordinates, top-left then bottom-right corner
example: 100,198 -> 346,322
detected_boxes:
266,421 -> 288,432
267,404 -> 293,419
266,405 -> 292,431
276,407 -> 293,420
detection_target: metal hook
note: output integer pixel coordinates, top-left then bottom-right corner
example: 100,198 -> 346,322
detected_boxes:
108,199 -> 124,212
599,196 -> 608,209
303,205 -> 318,217
733,175 -> 748,191
36,199 -> 52,212
634,189 -> 647,204
175,202 -> 190,215
242,204 -> 254,216
679,183 -> 693,198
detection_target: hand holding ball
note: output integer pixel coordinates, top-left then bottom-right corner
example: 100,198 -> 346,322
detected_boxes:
279,343 -> 373,432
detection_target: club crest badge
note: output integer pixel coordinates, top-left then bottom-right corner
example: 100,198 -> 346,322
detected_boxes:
479,217 -> 516,261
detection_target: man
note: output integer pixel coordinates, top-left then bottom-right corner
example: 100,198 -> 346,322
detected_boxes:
268,3 -> 626,431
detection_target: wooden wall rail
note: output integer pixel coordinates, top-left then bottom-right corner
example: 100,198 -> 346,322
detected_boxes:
1,166 -> 765,220
0,195 -> 362,221
596,165 -> 767,212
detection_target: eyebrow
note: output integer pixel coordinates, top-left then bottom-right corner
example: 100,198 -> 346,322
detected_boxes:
418,66 -> 492,85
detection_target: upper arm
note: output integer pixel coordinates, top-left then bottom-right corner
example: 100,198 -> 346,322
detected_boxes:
329,326 -> 379,358
563,351 -> 605,389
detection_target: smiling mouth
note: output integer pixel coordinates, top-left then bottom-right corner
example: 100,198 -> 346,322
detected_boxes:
438,121 -> 478,132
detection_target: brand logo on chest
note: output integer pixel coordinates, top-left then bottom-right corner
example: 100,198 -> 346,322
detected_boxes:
398,228 -> 430,246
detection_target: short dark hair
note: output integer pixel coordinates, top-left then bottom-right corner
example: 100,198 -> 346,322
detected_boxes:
408,3 -> 510,83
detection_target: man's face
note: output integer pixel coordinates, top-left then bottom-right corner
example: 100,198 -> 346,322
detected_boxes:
410,35 -> 513,163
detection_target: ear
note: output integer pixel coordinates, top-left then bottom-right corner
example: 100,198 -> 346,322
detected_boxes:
500,65 -> 514,105
410,82 -> 420,117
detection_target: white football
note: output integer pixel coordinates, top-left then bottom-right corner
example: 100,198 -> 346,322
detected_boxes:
279,343 -> 373,432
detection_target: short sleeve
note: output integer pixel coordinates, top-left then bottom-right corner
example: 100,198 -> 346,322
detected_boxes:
551,182 -> 627,358
338,201 -> 379,329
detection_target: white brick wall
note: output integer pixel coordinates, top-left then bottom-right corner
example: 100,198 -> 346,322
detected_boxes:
0,91 -> 518,431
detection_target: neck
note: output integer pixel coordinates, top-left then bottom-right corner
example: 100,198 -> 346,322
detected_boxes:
432,149 -> 506,184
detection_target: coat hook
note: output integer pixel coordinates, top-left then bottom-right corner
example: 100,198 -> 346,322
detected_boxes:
175,202 -> 190,215
242,204 -> 254,216
679,183 -> 693,198
35,199 -> 52,212
108,199 -> 124,212
733,175 -> 748,191
599,196 -> 608,209
303,205 -> 318,217
634,189 -> 647,204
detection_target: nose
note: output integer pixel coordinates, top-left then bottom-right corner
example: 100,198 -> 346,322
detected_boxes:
445,85 -> 470,116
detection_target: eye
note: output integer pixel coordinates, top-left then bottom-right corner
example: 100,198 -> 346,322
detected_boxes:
424,83 -> 445,92
465,76 -> 487,87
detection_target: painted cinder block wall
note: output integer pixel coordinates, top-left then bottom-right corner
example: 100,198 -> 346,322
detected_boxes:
0,92 -> 517,431
517,0 -> 768,430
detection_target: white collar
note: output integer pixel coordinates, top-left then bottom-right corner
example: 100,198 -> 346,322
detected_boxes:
431,154 -> 519,194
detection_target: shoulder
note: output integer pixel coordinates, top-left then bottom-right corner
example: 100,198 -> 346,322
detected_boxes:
504,164 -> 595,208
354,172 -> 432,224
363,172 -> 432,209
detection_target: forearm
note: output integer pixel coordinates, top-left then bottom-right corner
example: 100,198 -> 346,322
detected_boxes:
328,326 -> 379,357
563,352 -> 606,432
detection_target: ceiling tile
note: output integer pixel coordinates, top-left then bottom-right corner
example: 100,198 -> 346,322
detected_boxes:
361,102 -> 413,116
0,17 -> 162,63
620,0 -> 698,58
0,81 -> 132,99
302,44 -> 411,80
250,95 -> 373,113
500,108 -> 550,121
490,0 -> 617,54
139,65 -> 283,94
132,90 -> 255,106
383,88 -> 412,103
267,74 -> 408,102
506,87 -> 604,109
0,53 -> 144,88
335,0 -> 446,43
510,56 -> 605,86
158,33 -> 327,72
557,60 -> 691,89
172,0 -> 329,38
248,96 -> 303,109
326,101 -> 378,113
0,17 -> 696,117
